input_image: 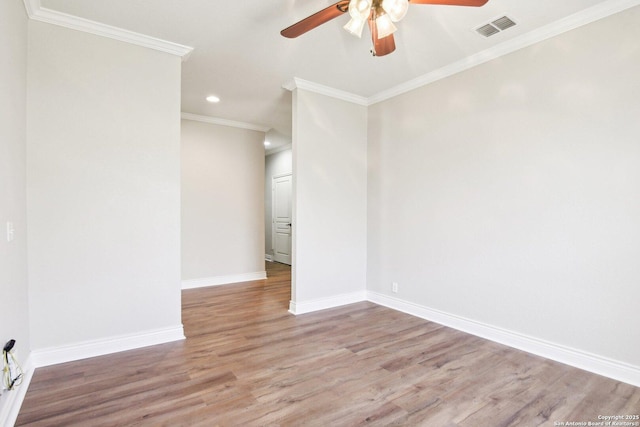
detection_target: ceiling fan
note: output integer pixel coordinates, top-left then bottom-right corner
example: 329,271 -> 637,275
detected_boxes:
281,0 -> 489,57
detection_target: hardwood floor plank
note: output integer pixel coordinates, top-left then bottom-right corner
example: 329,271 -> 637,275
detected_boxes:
16,261 -> 639,426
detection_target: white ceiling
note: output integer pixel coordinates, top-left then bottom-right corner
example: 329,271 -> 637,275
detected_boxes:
39,0 -> 630,140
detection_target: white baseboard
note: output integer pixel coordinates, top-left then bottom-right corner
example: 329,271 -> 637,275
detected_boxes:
265,254 -> 273,262
182,271 -> 267,290
0,355 -> 35,427
30,325 -> 185,368
367,291 -> 640,388
289,291 -> 367,315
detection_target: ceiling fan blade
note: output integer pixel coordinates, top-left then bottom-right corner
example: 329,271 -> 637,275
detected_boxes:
281,1 -> 350,38
409,0 -> 489,6
368,18 -> 396,57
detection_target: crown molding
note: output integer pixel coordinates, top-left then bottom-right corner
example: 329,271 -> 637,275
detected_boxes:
24,0 -> 638,105
283,78 -> 368,106
283,0 -> 639,107
368,0 -> 640,104
181,112 -> 270,133
22,0 -> 39,17
23,0 -> 193,61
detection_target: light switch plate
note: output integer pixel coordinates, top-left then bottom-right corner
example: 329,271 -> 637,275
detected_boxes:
7,221 -> 14,242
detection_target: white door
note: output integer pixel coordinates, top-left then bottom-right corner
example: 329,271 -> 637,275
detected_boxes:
272,174 -> 292,265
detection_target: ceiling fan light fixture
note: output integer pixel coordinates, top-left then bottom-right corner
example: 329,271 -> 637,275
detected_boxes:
344,17 -> 367,38
381,0 -> 409,22
348,0 -> 372,20
280,0 -> 490,57
375,13 -> 397,39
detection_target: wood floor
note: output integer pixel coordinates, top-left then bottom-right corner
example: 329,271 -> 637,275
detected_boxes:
17,262 -> 640,426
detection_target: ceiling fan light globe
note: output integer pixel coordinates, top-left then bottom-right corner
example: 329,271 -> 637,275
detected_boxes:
349,0 -> 372,20
375,13 -> 397,39
344,17 -> 367,38
381,0 -> 409,22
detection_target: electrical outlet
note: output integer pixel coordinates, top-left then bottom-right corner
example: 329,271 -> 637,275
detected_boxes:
392,282 -> 398,293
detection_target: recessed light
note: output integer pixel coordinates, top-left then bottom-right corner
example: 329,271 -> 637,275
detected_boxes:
206,95 -> 220,103
264,141 -> 271,147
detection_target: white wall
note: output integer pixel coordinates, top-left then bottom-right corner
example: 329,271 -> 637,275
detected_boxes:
0,0 -> 30,413
368,7 -> 640,368
265,148 -> 292,258
291,89 -> 368,312
181,119 -> 265,283
27,22 -> 183,350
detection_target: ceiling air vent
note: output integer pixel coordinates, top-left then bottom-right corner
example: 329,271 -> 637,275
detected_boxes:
476,23 -> 500,37
474,16 -> 516,38
492,16 -> 516,31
